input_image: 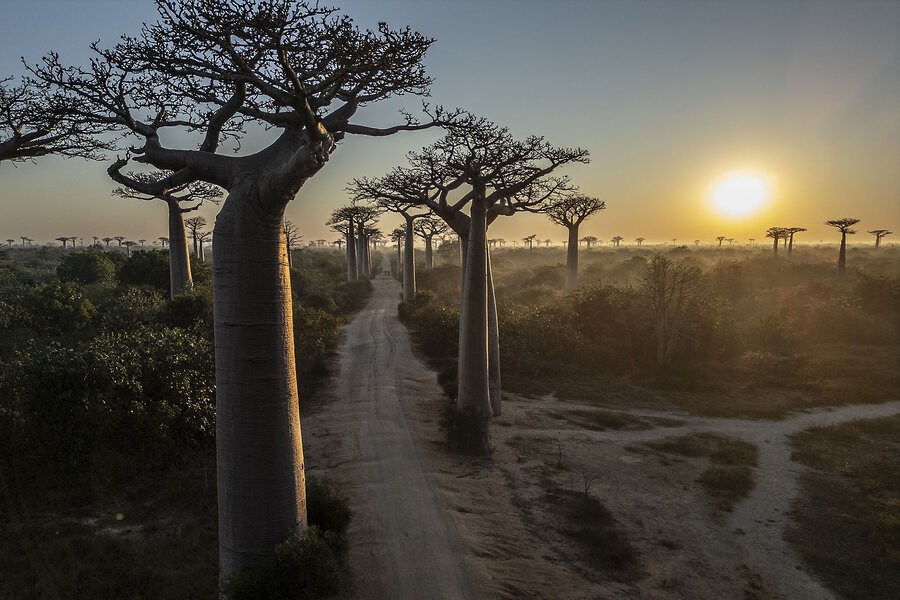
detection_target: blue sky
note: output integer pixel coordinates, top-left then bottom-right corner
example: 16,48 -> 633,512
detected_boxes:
2,0 -> 898,245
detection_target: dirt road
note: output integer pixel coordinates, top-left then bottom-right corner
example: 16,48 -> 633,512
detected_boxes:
303,274 -> 479,600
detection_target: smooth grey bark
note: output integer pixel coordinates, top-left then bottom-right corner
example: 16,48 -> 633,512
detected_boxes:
396,239 -> 402,280
213,184 -> 305,580
166,198 -> 193,298
455,198 -> 492,454
403,217 -> 416,302
565,224 -> 580,294
347,219 -> 358,281
356,227 -> 367,278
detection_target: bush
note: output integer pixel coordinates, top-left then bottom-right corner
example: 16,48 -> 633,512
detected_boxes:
118,249 -> 170,290
57,249 -> 116,285
227,477 -> 352,600
24,282 -> 95,334
98,285 -> 166,330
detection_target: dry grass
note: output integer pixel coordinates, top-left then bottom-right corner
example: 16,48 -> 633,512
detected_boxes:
787,415 -> 900,600
642,434 -> 758,511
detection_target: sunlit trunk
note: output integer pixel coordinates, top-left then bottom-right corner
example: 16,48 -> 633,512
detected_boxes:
565,224 -> 580,294
456,198 -> 492,455
403,216 -> 416,302
487,245 -> 501,417
167,199 -> 193,298
213,185 -> 306,585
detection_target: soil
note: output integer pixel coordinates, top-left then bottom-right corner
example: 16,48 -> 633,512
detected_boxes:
304,273 -> 900,599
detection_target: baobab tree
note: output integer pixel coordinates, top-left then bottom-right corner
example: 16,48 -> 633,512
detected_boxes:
869,229 -> 892,248
581,235 -> 598,250
765,227 -> 786,256
715,235 -> 726,247
55,236 -> 70,248
693,239 -> 700,246
635,237 -> 645,246
389,226 -> 405,278
158,237 -> 168,248
113,235 -> 125,248
110,163 -> 222,297
522,234 -> 537,251
122,240 -> 137,255
5,239 -> 13,247
32,0 -> 441,585
354,114 -> 587,454
784,227 -> 806,257
184,216 -> 207,259
611,235 -> 624,247
414,215 -> 448,269
825,218 -> 860,274
102,237 -> 113,248
198,231 -> 212,261
0,76 -> 110,163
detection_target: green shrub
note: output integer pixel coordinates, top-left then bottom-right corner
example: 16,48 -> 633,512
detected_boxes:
306,476 -> 352,555
118,249 -> 170,290
57,249 -> 116,285
25,282 -> 95,334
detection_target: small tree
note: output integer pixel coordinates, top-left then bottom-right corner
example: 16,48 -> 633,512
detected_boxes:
611,235 -> 624,247
826,218 -> 860,274
581,235 -> 598,249
639,253 -> 703,365
184,216 -> 207,259
715,235 -> 726,247
765,227 -> 786,256
635,237 -> 645,246
283,220 -> 302,268
414,216 -> 448,269
869,229 -> 892,248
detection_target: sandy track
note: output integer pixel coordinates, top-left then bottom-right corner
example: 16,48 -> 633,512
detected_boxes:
302,274 -> 479,600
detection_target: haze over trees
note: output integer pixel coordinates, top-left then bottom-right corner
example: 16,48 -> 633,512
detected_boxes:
28,0 -> 441,587
826,218 -> 860,274
414,216 -> 448,270
544,195 -> 605,293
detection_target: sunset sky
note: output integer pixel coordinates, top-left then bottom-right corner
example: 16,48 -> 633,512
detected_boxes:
2,0 -> 898,247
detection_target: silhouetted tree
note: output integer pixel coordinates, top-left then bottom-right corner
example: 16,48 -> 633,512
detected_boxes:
544,194 -> 605,293
522,234 -> 537,250
581,235 -> 598,249
5,239 -> 13,247
158,237 -> 168,248
183,216 -> 207,259
109,162 -> 222,297
283,220 -> 301,268
611,235 -> 624,247
784,227 -> 806,257
414,215 -> 448,269
0,76 -> 110,163
765,227 -> 786,256
715,235 -> 726,247
122,240 -> 137,255
55,236 -> 69,248
826,218 -> 860,274
869,229 -> 892,248
390,226 -> 404,279
31,0 -> 440,584
635,237 -> 645,246
102,237 -> 113,247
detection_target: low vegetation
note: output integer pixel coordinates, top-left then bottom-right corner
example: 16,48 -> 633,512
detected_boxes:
642,434 -> 758,511
788,416 -> 900,600
0,246 -> 364,599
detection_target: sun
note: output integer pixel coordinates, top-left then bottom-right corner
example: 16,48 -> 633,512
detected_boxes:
710,172 -> 771,218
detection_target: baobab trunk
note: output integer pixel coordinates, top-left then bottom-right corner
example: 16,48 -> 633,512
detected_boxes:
838,231 -> 847,274
396,239 -> 402,281
455,198 -> 492,455
787,235 -> 794,257
424,235 -> 434,269
565,224 -> 580,293
486,245 -> 501,417
213,186 -> 306,584
356,228 -> 366,278
346,220 -> 358,281
166,199 -> 193,298
772,236 -> 778,256
403,218 -> 416,302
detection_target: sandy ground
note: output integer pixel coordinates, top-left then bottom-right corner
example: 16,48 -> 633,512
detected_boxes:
304,274 -> 900,599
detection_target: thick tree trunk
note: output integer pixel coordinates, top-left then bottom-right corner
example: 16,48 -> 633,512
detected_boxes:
356,227 -> 366,278
396,241 -> 402,281
347,221 -> 358,281
787,234 -> 794,257
167,200 -> 193,298
486,245 -> 501,417
455,199 -> 492,455
565,224 -> 580,294
424,235 -> 434,269
459,233 -> 468,296
838,232 -> 847,273
875,236 -> 881,249
772,237 -> 778,256
213,186 -> 306,586
403,217 -> 416,302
